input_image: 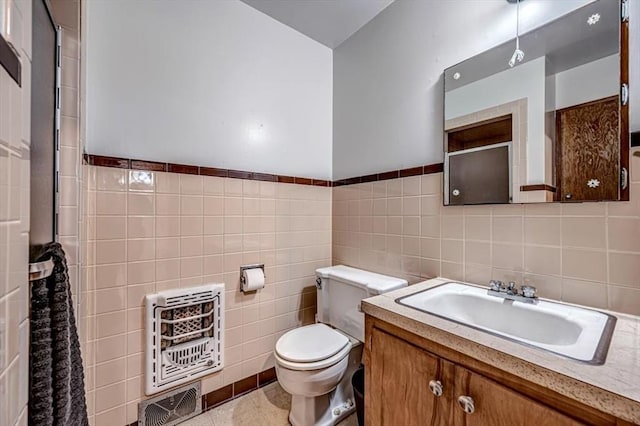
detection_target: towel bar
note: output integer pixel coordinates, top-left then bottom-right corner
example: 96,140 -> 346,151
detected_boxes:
29,258 -> 54,281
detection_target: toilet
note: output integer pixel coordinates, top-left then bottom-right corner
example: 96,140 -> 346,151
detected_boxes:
274,265 -> 408,426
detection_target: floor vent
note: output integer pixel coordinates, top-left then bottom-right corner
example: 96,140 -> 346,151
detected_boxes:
146,284 -> 225,394
138,382 -> 202,426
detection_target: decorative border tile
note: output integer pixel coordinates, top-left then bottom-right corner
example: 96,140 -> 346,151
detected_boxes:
130,160 -> 166,171
85,154 -> 129,169
84,153 -> 443,187
202,367 -> 277,410
167,163 -> 198,175
84,154 -> 331,186
332,163 -> 444,187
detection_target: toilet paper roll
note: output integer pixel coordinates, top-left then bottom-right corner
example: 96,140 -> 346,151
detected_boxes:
242,268 -> 265,292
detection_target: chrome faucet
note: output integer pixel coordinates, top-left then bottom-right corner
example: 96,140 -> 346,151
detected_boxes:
488,280 -> 538,304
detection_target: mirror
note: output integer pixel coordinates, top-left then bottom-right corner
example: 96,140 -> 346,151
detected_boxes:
443,0 -> 629,205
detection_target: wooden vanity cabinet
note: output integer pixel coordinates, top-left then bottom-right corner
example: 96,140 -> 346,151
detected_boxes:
453,365 -> 580,426
367,325 -> 454,426
364,316 -> 634,426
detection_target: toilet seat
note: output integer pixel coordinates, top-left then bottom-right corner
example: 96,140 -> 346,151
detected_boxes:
275,324 -> 351,371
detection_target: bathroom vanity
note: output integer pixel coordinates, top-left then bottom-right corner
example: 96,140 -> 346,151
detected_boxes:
362,278 -> 640,426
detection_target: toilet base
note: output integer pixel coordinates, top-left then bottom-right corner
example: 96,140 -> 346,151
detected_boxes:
288,343 -> 363,426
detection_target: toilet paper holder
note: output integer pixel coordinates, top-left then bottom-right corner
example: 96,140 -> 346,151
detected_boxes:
240,264 -> 265,293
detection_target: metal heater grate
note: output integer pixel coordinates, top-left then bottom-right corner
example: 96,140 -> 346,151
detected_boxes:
145,284 -> 225,395
138,382 -> 201,426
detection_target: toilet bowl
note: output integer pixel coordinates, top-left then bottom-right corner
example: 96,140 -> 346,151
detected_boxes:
273,266 -> 408,426
275,324 -> 362,426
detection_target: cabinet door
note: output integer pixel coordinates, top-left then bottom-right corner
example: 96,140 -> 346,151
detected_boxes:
453,366 -> 584,426
556,96 -> 619,202
367,328 -> 452,426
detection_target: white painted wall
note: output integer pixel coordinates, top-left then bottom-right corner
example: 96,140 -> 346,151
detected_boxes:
545,71 -> 556,184
445,57 -> 544,121
0,1 -> 5,36
555,54 -> 619,110
545,71 -> 556,112
85,0 -> 333,180
333,0 -> 599,180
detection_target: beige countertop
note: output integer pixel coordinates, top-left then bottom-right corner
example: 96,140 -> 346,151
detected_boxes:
362,277 -> 640,424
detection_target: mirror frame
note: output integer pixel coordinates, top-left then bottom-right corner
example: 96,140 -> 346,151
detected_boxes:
620,3 -> 629,201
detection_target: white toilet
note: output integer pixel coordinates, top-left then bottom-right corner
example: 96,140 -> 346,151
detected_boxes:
274,265 -> 408,426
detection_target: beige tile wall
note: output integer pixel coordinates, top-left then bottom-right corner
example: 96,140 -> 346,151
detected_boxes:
333,148 -> 640,316
0,0 -> 31,425
84,166 -> 331,425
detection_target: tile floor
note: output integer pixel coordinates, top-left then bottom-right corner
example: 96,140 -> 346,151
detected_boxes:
179,382 -> 358,426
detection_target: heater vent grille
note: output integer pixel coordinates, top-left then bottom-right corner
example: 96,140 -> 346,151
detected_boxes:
139,382 -> 201,426
166,338 -> 210,366
146,284 -> 225,395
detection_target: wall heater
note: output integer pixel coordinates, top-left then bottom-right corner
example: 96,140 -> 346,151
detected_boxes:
145,284 -> 225,395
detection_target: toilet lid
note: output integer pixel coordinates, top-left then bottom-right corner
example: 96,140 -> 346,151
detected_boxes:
275,323 -> 349,363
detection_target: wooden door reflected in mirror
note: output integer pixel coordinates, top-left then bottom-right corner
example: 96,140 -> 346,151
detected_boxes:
556,96 -> 619,201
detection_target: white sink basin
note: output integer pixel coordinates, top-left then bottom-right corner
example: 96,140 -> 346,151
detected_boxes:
396,282 -> 616,364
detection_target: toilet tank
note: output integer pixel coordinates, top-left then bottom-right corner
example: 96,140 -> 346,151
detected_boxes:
315,265 -> 408,342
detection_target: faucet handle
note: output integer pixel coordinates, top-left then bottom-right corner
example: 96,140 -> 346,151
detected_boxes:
489,280 -> 503,291
521,285 -> 537,298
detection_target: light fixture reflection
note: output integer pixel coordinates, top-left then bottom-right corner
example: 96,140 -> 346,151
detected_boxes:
508,45 -> 525,68
508,0 -> 525,68
130,170 -> 153,187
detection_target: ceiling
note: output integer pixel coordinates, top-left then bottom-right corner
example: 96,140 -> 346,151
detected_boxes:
240,0 -> 394,49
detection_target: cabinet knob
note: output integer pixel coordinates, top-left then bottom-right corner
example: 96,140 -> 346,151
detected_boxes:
457,395 -> 475,414
428,380 -> 443,397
